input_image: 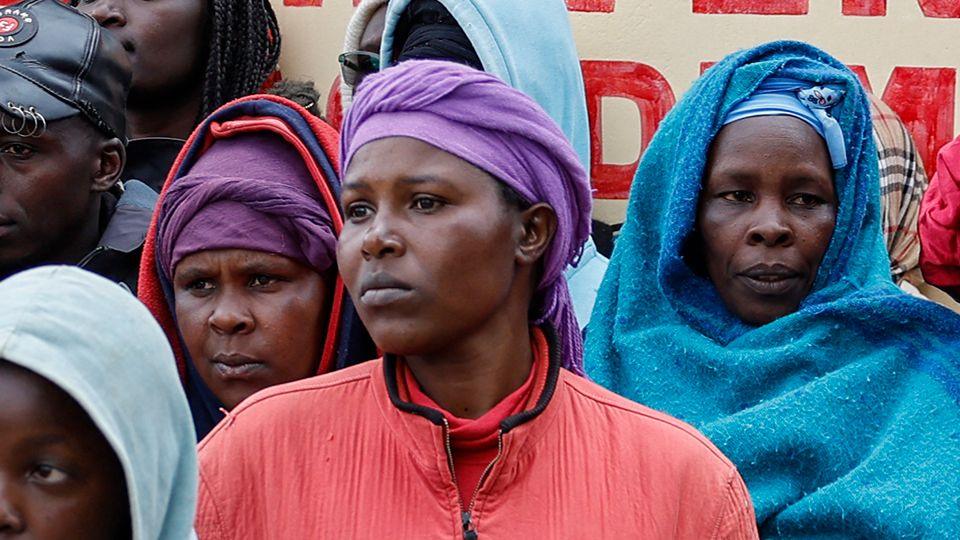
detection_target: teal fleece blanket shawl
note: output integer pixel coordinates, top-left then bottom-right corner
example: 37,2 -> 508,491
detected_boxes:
585,41 -> 960,538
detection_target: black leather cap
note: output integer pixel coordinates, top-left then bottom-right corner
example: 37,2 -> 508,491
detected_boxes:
0,0 -> 130,141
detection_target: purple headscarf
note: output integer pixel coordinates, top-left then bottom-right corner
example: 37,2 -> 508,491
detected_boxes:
340,60 -> 592,374
157,132 -> 336,280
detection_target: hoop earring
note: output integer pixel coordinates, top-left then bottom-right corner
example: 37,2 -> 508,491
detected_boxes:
25,106 -> 45,137
0,110 -> 16,135
21,106 -> 38,137
3,102 -> 26,135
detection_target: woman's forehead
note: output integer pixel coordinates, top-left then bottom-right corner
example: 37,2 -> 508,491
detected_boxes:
709,117 -> 831,168
174,249 -> 308,274
714,115 -> 825,148
0,361 -> 95,433
345,137 -> 495,189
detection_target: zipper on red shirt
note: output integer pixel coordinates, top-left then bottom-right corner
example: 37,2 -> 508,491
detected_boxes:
442,418 -> 505,540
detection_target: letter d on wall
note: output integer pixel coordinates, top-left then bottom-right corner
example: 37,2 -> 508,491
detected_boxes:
582,60 -> 675,199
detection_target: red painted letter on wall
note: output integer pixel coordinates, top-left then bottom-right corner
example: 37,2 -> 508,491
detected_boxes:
693,0 -> 807,15
846,65 -> 873,91
325,76 -> 344,131
566,0 -> 615,12
879,67 -> 956,177
582,60 -> 675,199
843,0 -> 886,16
843,0 -> 960,16
919,0 -> 960,17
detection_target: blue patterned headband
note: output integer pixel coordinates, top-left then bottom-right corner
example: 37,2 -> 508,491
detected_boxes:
723,77 -> 847,169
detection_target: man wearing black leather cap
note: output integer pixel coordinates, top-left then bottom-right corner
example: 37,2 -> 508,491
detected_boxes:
0,0 -> 153,292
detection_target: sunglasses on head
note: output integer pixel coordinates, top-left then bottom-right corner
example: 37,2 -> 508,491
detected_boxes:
339,51 -> 381,89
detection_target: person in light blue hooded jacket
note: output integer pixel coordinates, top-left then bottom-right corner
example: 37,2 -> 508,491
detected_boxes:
379,0 -> 607,330
0,266 -> 197,539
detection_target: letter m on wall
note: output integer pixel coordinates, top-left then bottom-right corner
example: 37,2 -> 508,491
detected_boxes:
694,0 -> 960,16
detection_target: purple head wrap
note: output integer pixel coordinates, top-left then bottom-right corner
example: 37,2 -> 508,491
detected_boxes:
340,60 -> 593,374
157,132 -> 336,280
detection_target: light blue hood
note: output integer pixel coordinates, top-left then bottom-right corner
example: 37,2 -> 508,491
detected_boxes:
0,266 -> 197,540
382,0 -> 606,328
382,0 -> 590,172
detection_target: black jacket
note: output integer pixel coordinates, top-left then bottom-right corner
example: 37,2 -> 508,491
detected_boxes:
120,137 -> 185,192
80,180 -> 157,292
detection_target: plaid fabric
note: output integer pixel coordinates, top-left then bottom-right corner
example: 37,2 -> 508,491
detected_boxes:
869,93 -> 929,284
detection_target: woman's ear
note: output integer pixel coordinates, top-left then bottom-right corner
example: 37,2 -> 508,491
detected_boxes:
90,137 -> 126,193
516,203 -> 557,266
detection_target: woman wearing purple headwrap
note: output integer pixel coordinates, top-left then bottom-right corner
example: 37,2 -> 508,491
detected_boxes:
139,95 -> 374,441
195,61 -> 756,540
341,51 -> 592,376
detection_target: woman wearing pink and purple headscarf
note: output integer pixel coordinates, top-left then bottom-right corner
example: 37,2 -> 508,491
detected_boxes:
194,61 -> 756,539
138,95 -> 374,440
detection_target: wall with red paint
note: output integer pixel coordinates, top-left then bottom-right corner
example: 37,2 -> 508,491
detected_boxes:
268,1 -> 959,214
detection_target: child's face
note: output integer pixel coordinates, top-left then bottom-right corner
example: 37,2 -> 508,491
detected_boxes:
0,361 -> 130,539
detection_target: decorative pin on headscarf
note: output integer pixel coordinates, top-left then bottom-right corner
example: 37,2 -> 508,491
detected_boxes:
797,85 -> 846,169
722,77 -> 848,169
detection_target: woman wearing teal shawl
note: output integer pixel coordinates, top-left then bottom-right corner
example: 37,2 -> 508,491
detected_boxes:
585,41 -> 960,537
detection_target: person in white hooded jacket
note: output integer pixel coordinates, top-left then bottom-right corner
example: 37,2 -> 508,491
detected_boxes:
0,266 -> 197,539
340,0 -> 390,111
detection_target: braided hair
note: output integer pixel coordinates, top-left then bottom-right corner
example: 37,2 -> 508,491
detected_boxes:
201,0 -> 282,118
71,0 -> 281,120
